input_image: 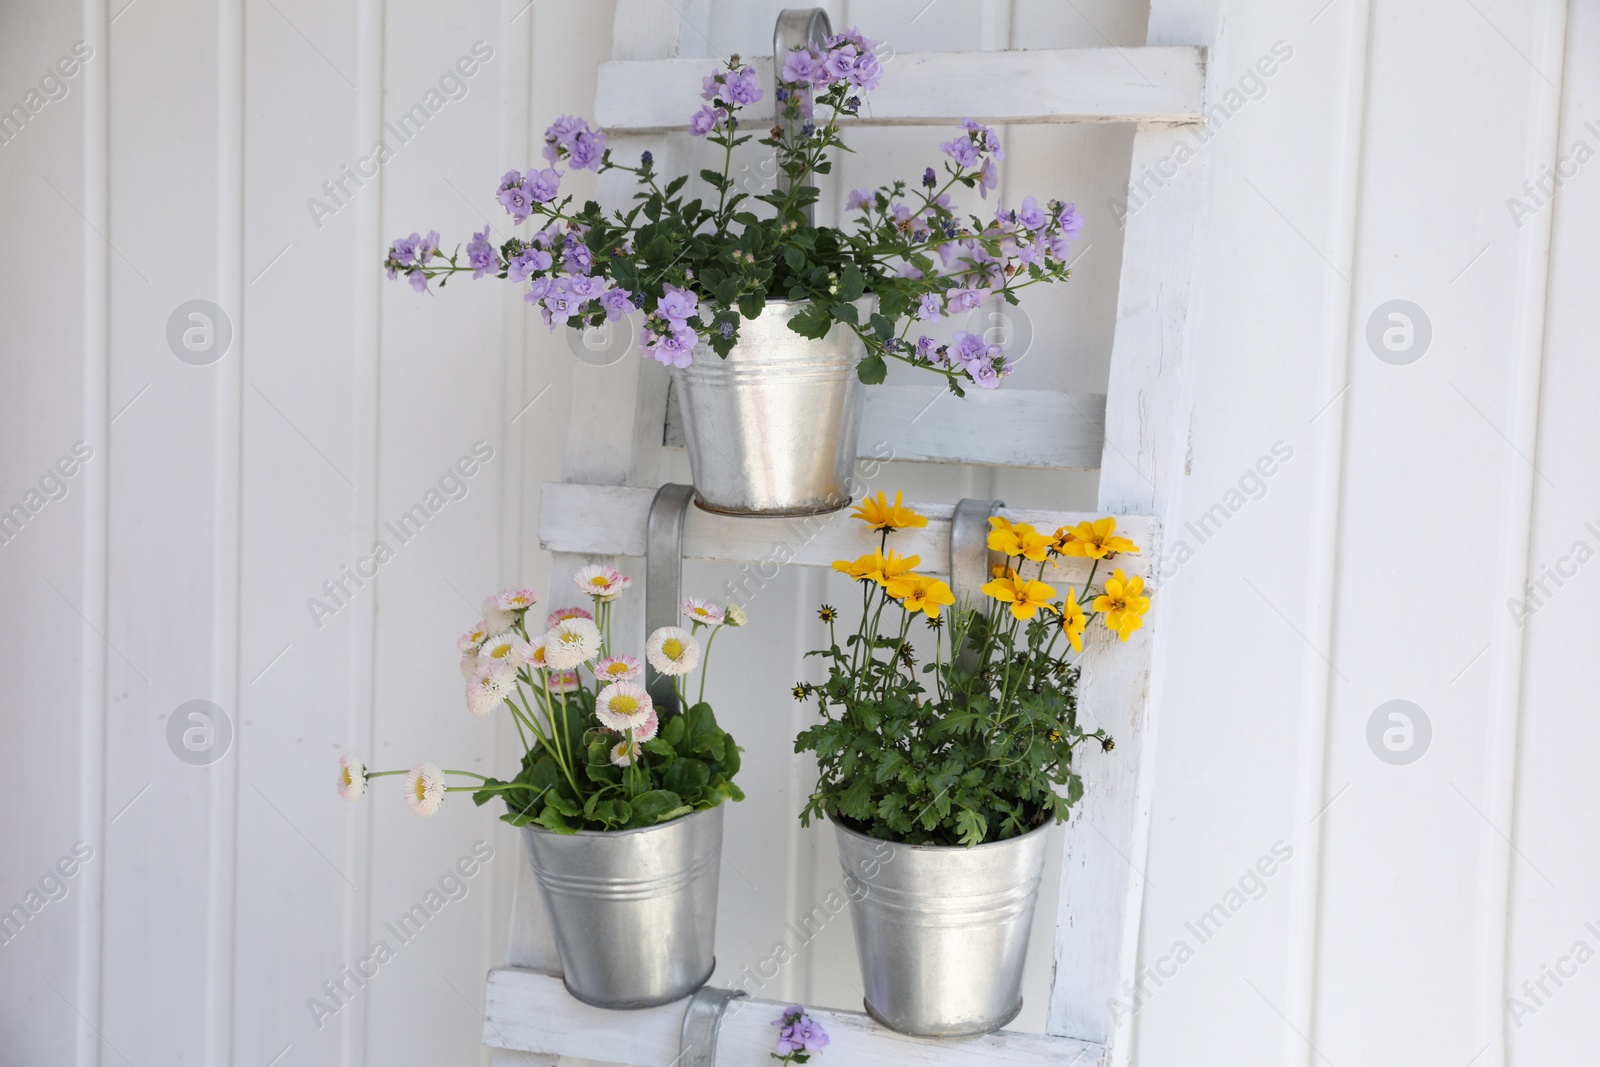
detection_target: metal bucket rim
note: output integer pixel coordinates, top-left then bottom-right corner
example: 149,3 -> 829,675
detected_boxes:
522,803 -> 724,841
832,815 -> 1054,855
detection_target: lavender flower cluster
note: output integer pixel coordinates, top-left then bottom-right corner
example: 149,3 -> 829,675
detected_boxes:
771,1005 -> 829,1064
380,26 -> 1085,396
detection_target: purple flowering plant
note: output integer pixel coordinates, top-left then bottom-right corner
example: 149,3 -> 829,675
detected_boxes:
771,1005 -> 829,1064
382,28 -> 1083,395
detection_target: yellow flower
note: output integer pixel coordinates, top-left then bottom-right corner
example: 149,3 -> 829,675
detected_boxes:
887,574 -> 956,618
851,491 -> 928,531
980,569 -> 1060,620
1062,595 -> 1087,652
1092,568 -> 1150,641
832,552 -> 883,582
1054,517 -> 1138,559
987,517 -> 1052,562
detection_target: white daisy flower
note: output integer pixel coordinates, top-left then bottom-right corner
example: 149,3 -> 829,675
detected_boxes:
683,597 -> 726,626
609,738 -> 641,768
544,617 -> 602,669
595,682 -> 654,731
466,663 -> 515,717
457,620 -> 492,652
646,626 -> 700,676
522,636 -> 549,671
573,564 -> 632,602
724,603 -> 749,627
546,606 -> 594,630
404,762 -> 445,817
337,753 -> 368,802
496,588 -> 538,613
632,710 -> 660,743
547,669 -> 583,693
478,631 -> 521,665
481,595 -> 517,633
593,655 -> 643,682
459,648 -> 480,681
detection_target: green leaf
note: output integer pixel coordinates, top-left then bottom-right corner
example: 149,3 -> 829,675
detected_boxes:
869,313 -> 894,341
782,245 -> 806,272
787,301 -> 834,340
738,293 -> 766,320
830,302 -> 859,325
857,351 -> 887,385
664,758 -> 711,797
664,175 -> 688,197
837,265 -> 865,302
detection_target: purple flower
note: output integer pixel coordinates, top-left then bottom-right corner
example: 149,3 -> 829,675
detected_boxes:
640,150 -> 653,167
656,283 -> 699,326
569,129 -> 606,171
466,227 -> 497,279
700,72 -> 723,102
524,277 -> 556,304
542,291 -> 578,329
408,270 -> 429,294
917,292 -> 942,321
822,44 -> 858,84
527,168 -> 562,203
781,48 -> 824,86
507,246 -> 552,282
563,239 -> 593,276
1018,195 -> 1048,230
600,287 -> 633,321
496,169 -> 523,195
970,360 -> 1001,389
719,320 -> 735,339
845,49 -> 882,90
846,188 -> 873,212
977,157 -> 999,199
772,1007 -> 830,1056
688,105 -> 723,138
1056,201 -> 1083,241
946,287 -> 990,313
416,230 -> 438,259
565,274 -> 606,300
389,233 -> 421,268
720,66 -> 764,106
923,166 -> 937,189
951,330 -> 988,366
915,335 -> 936,360
499,183 -> 533,222
644,325 -> 699,368
939,135 -> 981,168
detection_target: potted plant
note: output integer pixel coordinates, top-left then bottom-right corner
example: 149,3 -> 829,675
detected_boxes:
382,28 -> 1084,515
793,493 -> 1149,1036
338,573 -> 745,1009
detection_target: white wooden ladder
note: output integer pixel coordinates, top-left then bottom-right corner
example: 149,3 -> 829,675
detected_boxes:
485,5 -> 1210,1065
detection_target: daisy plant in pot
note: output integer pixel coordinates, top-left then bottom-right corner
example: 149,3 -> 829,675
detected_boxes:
380,26 -> 1084,516
337,570 -> 745,1010
793,492 -> 1149,1037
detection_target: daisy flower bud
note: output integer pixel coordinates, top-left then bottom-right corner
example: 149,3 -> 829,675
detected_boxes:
609,738 -> 641,768
573,565 -> 632,602
595,681 -> 654,731
467,663 -> 516,717
723,603 -> 748,627
546,606 -> 594,630
593,655 -> 643,682
481,596 -> 517,633
337,754 -> 368,802
457,621 -> 491,652
683,597 -> 726,626
544,617 -> 602,669
645,626 -> 700,676
495,588 -> 538,612
404,762 -> 445,817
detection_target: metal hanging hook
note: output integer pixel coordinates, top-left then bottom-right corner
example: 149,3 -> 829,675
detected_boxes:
950,498 -> 1006,670
645,483 -> 696,715
773,7 -> 833,228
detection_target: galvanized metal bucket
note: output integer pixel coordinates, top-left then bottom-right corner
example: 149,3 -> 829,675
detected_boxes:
834,819 -> 1051,1037
671,299 -> 868,517
522,805 -> 723,1009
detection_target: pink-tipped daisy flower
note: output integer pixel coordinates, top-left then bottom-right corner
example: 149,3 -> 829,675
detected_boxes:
404,762 -> 445,817
595,681 -> 654,732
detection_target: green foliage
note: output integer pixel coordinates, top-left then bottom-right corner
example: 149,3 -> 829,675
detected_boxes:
476,697 -> 743,834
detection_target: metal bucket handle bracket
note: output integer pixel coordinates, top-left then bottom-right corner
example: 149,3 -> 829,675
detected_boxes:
951,498 -> 1005,671
773,8 -> 833,227
646,483 -> 696,716
678,986 -> 747,1067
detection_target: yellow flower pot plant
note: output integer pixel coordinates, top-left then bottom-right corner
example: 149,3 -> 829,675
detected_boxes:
337,570 -> 746,1010
794,492 -> 1149,1037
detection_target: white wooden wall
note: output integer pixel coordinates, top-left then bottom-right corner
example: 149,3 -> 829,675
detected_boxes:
3,0 -> 1598,1065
